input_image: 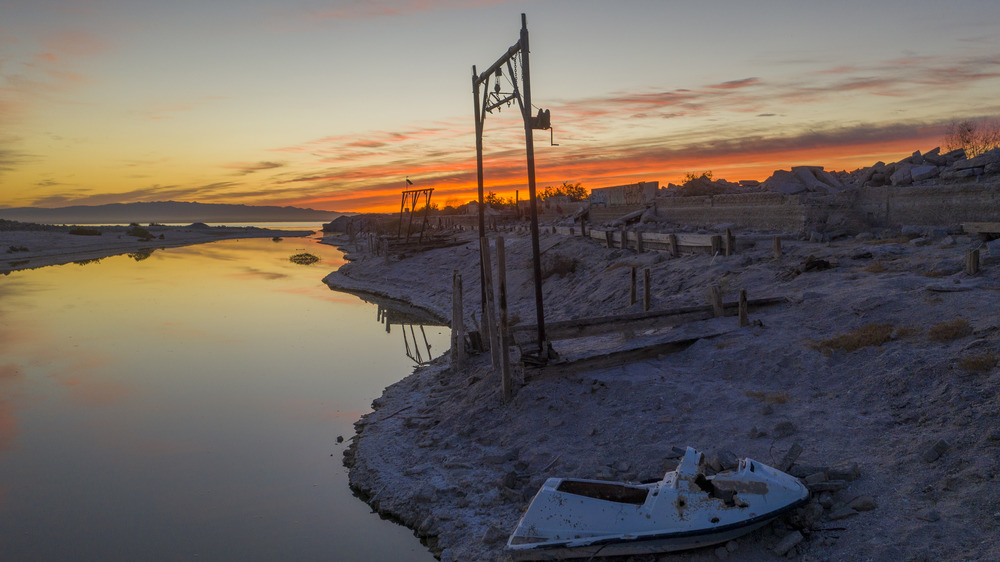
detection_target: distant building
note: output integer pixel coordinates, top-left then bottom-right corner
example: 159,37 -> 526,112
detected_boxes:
589,181 -> 659,207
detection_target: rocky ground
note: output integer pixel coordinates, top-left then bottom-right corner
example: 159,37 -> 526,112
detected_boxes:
324,225 -> 1000,561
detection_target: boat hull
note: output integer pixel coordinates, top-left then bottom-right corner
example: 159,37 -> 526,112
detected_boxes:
505,447 -> 810,561
507,496 -> 807,560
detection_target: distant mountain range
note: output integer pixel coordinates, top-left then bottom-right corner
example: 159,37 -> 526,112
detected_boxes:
0,201 -> 343,225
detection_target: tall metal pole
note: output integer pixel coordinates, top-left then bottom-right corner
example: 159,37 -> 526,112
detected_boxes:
472,65 -> 488,328
519,13 -> 547,352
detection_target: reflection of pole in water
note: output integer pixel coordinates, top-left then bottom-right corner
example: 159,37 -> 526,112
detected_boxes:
419,325 -> 431,354
402,325 -> 413,360
397,322 -> 437,366
409,325 -> 423,364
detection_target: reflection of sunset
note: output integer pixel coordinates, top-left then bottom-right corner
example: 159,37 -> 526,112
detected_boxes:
0,398 -> 19,453
0,234 -> 447,559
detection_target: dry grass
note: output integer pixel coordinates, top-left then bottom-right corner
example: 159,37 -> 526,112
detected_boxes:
958,352 -> 998,373
928,318 -> 972,342
894,325 -> 922,339
744,390 -> 790,404
816,323 -> 894,353
863,261 -> 890,273
541,253 -> 578,280
870,236 -> 912,245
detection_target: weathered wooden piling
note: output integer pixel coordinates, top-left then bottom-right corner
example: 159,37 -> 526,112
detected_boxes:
709,284 -> 724,317
738,289 -> 749,327
479,237 -> 499,370
966,249 -> 980,276
643,268 -> 651,312
629,266 -> 637,306
668,233 -> 679,258
773,236 -> 783,259
496,237 -> 512,402
451,271 -> 465,372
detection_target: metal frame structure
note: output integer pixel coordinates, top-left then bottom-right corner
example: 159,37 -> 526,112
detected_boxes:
472,13 -> 551,357
397,184 -> 434,243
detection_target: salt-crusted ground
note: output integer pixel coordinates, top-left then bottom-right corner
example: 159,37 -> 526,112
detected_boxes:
0,223 -> 312,272
324,226 -> 1000,561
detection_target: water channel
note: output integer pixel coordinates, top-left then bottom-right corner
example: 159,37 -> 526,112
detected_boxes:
0,230 -> 445,560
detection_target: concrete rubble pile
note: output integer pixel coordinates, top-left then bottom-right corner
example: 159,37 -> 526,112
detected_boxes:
759,146 -> 1000,195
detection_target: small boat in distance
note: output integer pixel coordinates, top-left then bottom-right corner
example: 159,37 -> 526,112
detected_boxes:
506,447 -> 809,560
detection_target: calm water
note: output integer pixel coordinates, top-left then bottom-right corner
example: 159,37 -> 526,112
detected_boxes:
0,232 -> 444,560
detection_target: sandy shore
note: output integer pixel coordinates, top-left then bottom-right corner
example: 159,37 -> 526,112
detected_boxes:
323,226 -> 1000,561
0,223 -> 314,273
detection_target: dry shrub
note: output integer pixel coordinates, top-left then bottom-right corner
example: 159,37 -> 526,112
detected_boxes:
894,325 -> 922,339
744,390 -> 790,404
958,353 -> 998,373
864,262 -> 889,273
928,318 -> 972,342
870,237 -> 911,245
541,253 -> 578,280
818,323 -> 894,353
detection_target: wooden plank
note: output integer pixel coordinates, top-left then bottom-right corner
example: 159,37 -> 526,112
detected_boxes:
496,237 -> 512,402
963,222 -> 1000,234
524,333 -> 726,380
511,296 -> 786,345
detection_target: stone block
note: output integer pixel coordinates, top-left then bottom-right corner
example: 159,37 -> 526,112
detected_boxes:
773,530 -> 803,556
910,165 -> 939,182
922,439 -> 949,462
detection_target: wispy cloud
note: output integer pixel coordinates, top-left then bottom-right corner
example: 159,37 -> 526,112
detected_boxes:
306,0 -> 516,21
223,161 -> 285,176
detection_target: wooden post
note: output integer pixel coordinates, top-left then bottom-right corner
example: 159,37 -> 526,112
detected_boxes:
724,228 -> 734,257
621,225 -> 628,250
581,218 -> 587,237
451,271 -> 465,372
966,249 -> 980,276
643,268 -> 651,312
709,284 -> 724,317
496,237 -> 512,402
710,234 -> 722,256
479,237 -> 500,369
636,230 -> 644,253
773,236 -> 782,259
738,289 -> 749,327
384,238 -> 390,265
570,227 -> 575,236
629,266 -> 637,306
605,230 -> 613,248
668,233 -> 679,258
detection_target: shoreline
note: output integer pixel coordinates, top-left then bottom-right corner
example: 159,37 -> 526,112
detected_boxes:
323,226 -> 1000,561
1,223 -> 314,273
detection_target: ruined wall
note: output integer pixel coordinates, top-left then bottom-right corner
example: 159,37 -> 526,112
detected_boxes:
589,181 -> 659,206
853,183 -> 1000,227
653,192 -> 811,232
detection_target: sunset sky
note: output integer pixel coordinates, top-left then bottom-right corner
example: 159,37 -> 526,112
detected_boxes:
2,0 -> 999,212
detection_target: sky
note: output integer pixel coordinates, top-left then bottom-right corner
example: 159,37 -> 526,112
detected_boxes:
2,0 -> 999,213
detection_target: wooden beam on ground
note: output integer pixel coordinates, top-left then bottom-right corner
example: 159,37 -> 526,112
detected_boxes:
510,296 -> 786,345
524,335 -> 714,380
963,222 -> 1000,235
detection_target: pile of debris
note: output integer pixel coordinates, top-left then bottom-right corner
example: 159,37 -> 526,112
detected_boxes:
659,146 -> 1000,198
761,146 -> 1000,195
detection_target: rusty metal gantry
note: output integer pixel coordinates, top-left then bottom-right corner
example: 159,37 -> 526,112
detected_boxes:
397,183 -> 434,243
472,13 -> 553,359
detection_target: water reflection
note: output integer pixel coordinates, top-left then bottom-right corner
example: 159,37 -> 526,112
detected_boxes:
356,294 -> 449,367
0,233 -> 442,561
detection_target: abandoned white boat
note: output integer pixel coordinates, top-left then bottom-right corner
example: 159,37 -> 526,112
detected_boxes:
505,447 -> 809,560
